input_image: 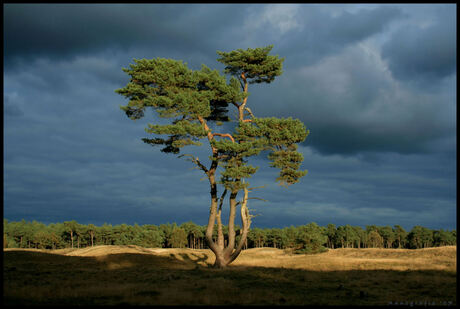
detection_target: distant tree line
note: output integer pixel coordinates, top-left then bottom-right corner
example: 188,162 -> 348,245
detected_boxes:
3,219 -> 456,253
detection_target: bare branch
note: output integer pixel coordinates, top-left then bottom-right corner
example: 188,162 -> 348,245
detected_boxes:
244,106 -> 255,119
231,101 -> 241,109
247,197 -> 268,202
178,154 -> 208,174
248,185 -> 266,191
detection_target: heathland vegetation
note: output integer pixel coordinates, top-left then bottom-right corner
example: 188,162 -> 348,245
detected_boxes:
4,219 -> 456,306
3,219 -> 456,252
3,244 -> 456,306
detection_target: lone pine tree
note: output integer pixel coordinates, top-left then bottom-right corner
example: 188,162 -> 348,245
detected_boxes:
116,45 -> 309,268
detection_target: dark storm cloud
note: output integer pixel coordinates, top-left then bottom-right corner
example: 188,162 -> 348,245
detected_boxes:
248,148 -> 456,230
3,4 -> 246,70
249,42 -> 456,156
4,4 -> 182,57
328,6 -> 404,44
233,4 -> 455,156
381,5 -> 456,83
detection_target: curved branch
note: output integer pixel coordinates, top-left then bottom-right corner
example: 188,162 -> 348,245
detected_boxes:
197,116 -> 214,143
212,133 -> 235,143
197,115 -> 219,174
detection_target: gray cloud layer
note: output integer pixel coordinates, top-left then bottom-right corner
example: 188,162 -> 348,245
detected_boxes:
4,4 -> 456,230
382,5 -> 456,83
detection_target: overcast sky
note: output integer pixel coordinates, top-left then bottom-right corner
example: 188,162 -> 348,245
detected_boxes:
4,4 -> 456,231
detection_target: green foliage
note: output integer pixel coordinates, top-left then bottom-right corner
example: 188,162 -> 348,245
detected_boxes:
233,117 -> 309,186
248,227 -> 267,248
408,226 -> 434,249
3,219 -> 455,251
379,226 -> 396,248
216,45 -> 284,84
135,224 -> 164,248
393,225 -> 407,248
352,226 -> 367,248
367,230 -> 384,248
116,45 -> 308,193
336,224 -> 360,248
433,229 -> 455,247
325,223 -> 337,249
295,222 -> 328,254
169,226 -> 188,248
116,58 -> 244,154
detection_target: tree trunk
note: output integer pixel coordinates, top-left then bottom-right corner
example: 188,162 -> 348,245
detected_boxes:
205,174 -> 224,266
216,205 -> 225,250
206,181 -> 251,268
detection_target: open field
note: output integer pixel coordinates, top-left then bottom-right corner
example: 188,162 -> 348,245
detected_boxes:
3,245 -> 456,306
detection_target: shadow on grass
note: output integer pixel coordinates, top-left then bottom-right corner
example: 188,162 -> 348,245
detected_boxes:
3,250 -> 457,306
177,252 -> 211,268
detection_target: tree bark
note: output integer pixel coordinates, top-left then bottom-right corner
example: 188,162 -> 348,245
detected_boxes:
206,183 -> 251,268
228,185 -> 251,264
216,189 -> 227,251
238,73 -> 249,121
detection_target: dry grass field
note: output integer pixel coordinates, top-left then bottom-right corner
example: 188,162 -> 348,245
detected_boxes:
3,245 -> 457,306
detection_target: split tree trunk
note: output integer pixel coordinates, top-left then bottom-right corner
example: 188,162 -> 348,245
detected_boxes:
206,183 -> 251,268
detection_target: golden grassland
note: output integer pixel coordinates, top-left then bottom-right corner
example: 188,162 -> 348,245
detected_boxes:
3,245 -> 457,306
